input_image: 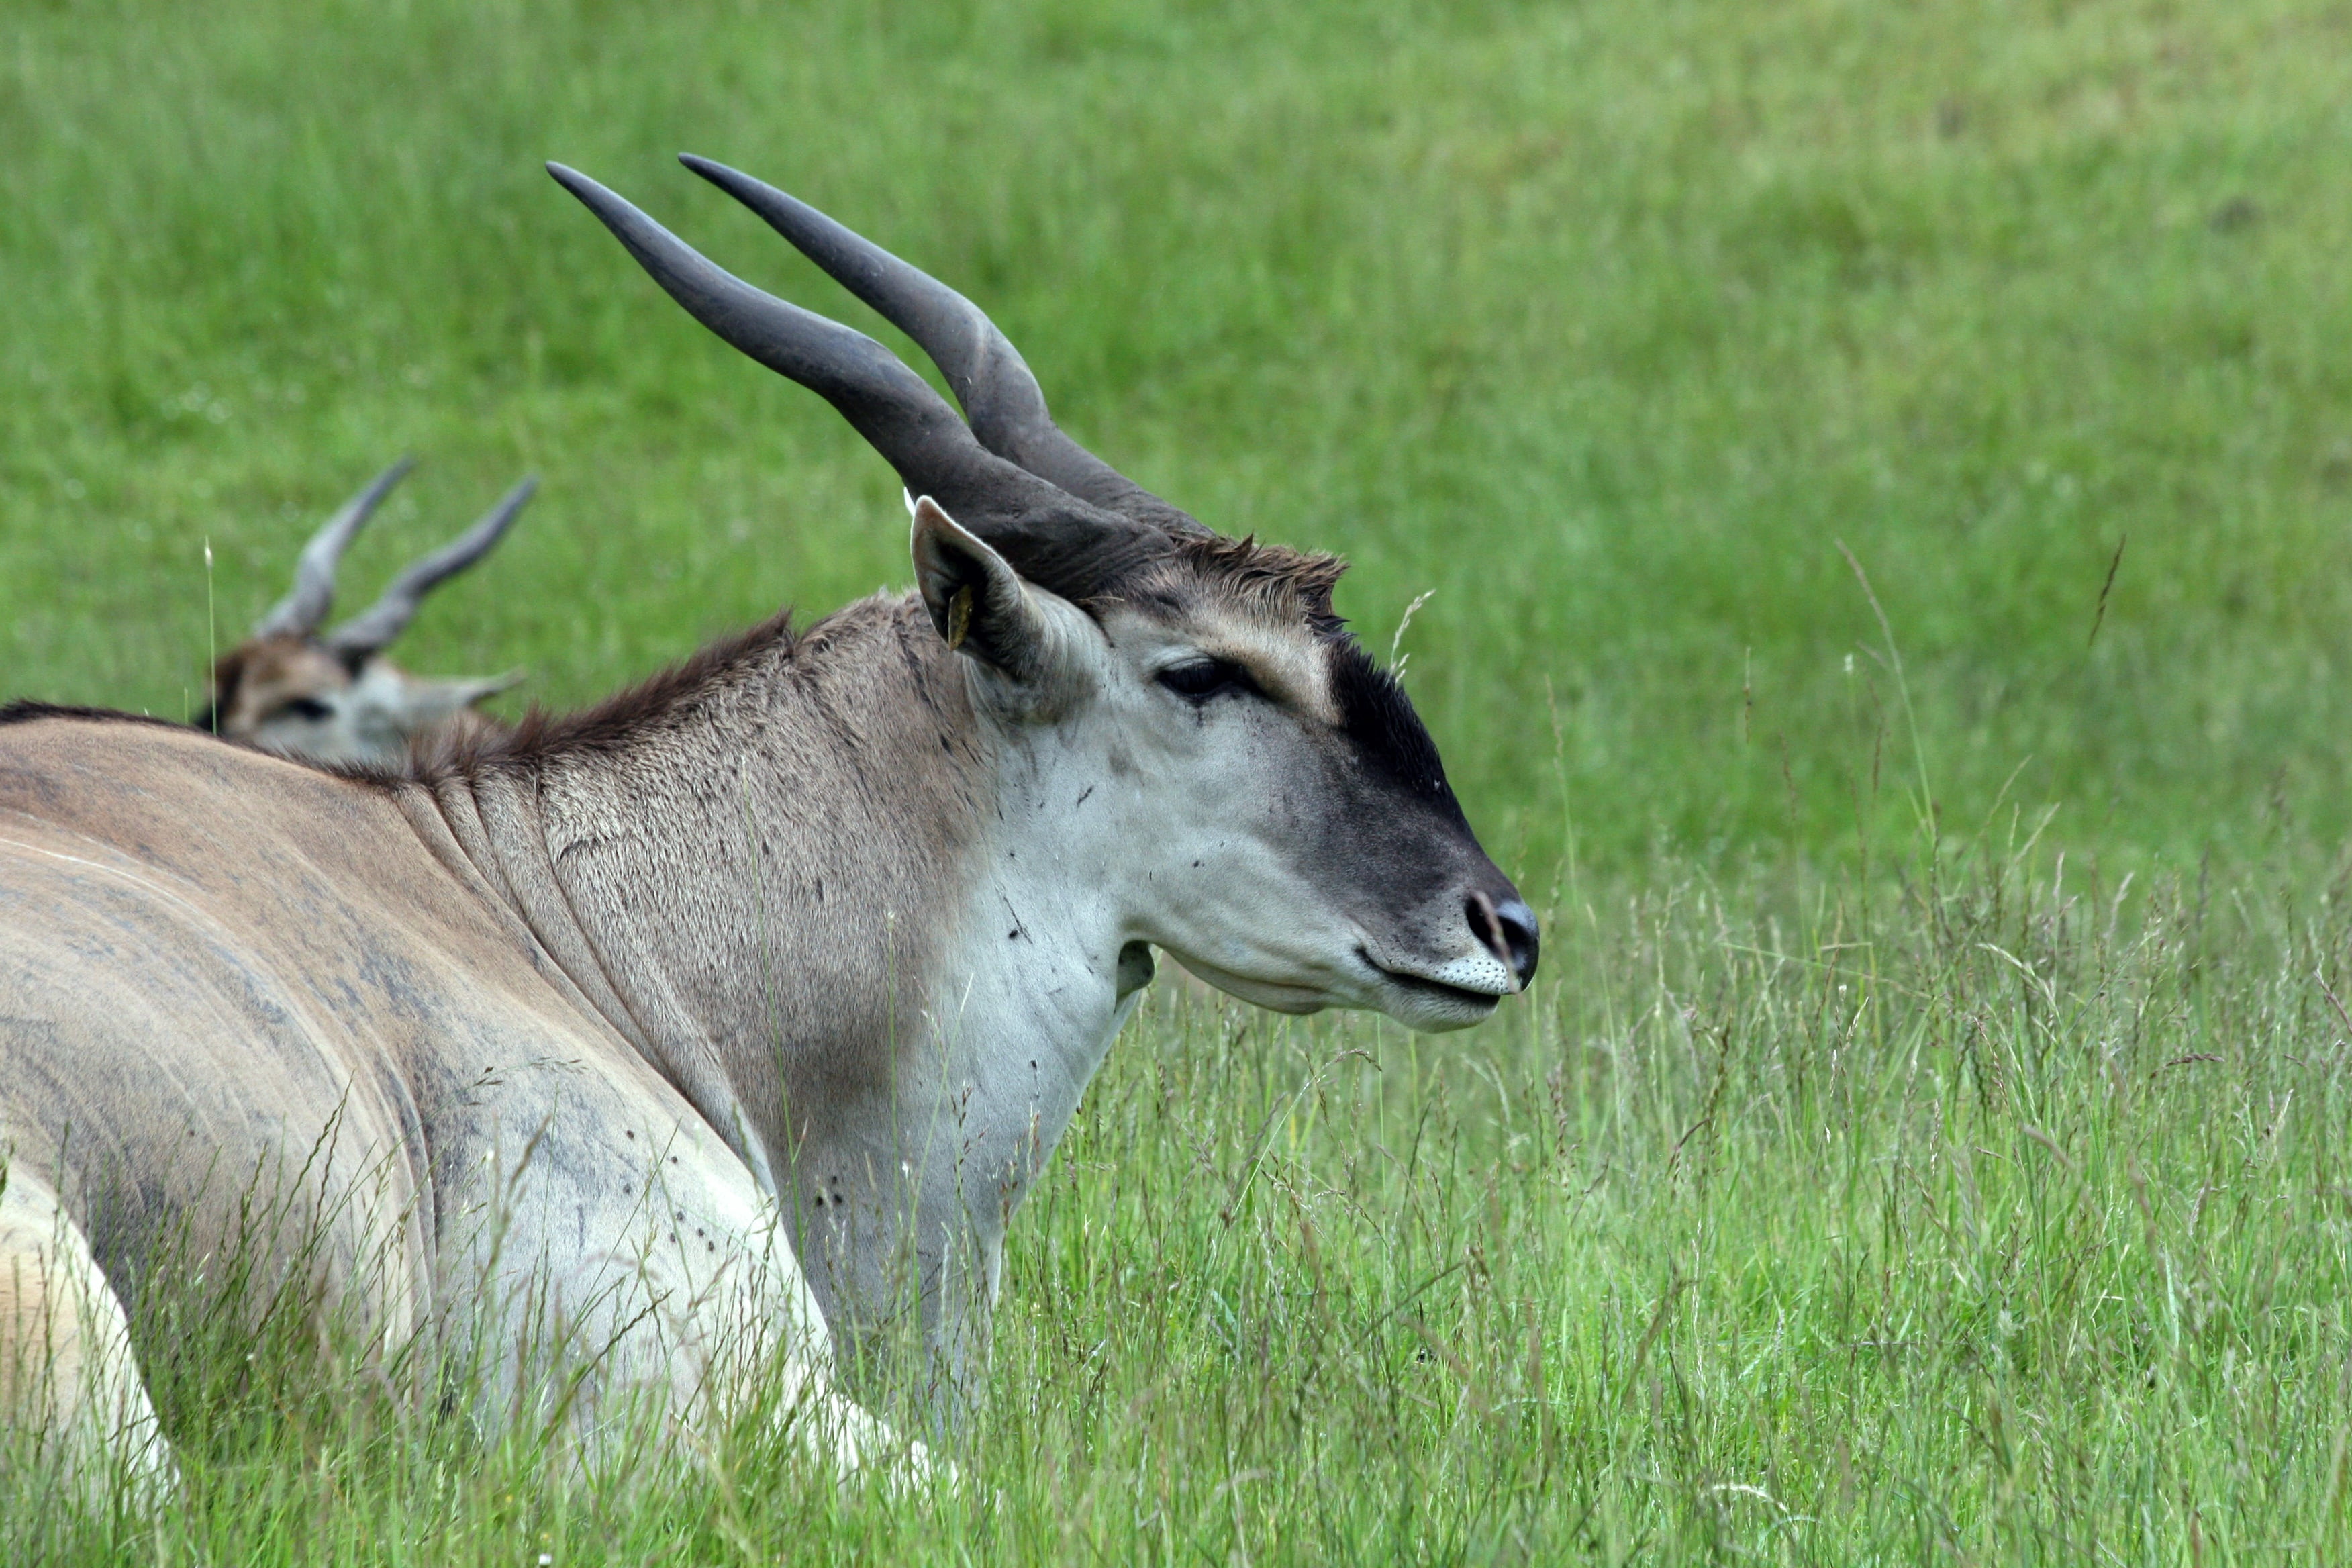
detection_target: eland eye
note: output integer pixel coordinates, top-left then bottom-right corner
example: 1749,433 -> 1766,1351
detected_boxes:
274,697 -> 335,723
1157,658 -> 1257,703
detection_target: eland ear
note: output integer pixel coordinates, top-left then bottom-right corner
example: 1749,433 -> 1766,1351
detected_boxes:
910,496 -> 1058,684
386,670 -> 525,728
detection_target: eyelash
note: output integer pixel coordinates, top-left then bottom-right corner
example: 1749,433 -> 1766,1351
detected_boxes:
275,697 -> 334,722
1156,658 -> 1258,703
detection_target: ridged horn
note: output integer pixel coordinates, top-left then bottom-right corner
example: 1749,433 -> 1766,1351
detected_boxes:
680,154 -> 1206,540
253,458 -> 413,638
545,162 -> 1173,600
324,476 -> 538,658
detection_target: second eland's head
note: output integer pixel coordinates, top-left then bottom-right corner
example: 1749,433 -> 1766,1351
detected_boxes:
203,462 -> 534,765
551,157 -> 1537,1030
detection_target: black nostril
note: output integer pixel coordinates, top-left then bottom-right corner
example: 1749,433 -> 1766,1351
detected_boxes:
1493,897 -> 1540,987
1465,892 -> 1542,989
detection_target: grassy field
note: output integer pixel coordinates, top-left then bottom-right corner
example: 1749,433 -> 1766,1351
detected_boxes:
15,840 -> 2352,1563
6,0 -> 2352,1561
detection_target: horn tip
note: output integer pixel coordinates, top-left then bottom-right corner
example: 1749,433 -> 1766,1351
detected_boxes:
679,154 -> 790,207
546,162 -> 602,200
679,154 -> 747,194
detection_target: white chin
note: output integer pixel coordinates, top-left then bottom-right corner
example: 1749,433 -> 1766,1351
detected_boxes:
1166,956 -> 1332,1015
1381,985 -> 1500,1034
1168,954 -> 1500,1032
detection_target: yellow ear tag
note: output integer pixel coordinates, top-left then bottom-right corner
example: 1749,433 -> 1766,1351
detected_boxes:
946,585 -> 974,652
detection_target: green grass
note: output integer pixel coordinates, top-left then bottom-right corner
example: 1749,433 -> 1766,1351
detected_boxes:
16,840 -> 2352,1561
7,0 -> 2351,872
7,0 -> 2352,1560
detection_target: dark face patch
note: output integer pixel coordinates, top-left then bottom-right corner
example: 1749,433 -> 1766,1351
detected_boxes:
1246,625 -> 1522,983
1324,637 -> 1468,825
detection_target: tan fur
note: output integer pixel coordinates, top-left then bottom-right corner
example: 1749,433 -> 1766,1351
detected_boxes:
1,593 -> 979,1473
0,1165 -> 169,1491
209,636 -> 356,734
1175,603 -> 1342,724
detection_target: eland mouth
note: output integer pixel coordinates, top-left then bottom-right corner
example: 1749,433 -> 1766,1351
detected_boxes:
1354,895 -> 1538,1030
1356,947 -> 1516,1025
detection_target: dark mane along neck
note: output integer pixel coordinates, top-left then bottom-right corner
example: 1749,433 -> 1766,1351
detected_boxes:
371,596 -> 941,785
357,585 -> 988,1206
0,700 -> 207,734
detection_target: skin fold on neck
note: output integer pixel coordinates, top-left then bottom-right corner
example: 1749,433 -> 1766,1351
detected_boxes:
380,590 -> 1128,1410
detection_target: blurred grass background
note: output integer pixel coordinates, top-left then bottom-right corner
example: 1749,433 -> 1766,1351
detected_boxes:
7,0 -> 2349,876
11,3 -> 2352,1563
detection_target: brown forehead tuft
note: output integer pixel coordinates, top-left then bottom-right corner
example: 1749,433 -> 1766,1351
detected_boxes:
211,635 -> 348,690
1112,535 -> 1349,634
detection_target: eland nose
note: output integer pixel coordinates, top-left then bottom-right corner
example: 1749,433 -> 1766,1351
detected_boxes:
1495,898 -> 1540,987
1466,892 -> 1542,989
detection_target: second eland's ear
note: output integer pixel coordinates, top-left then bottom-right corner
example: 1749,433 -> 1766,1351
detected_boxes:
910,496 -> 1059,685
386,670 -> 525,728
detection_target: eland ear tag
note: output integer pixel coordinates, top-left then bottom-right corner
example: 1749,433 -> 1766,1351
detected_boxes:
946,585 -> 974,652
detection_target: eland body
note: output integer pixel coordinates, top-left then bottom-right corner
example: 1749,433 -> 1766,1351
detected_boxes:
0,158 -> 1536,1484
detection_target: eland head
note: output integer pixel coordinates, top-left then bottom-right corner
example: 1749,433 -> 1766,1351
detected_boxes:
550,156 -> 1538,1030
202,462 -> 533,764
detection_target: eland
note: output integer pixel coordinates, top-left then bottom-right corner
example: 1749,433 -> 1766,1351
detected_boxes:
201,461 -> 534,764
0,156 -> 1537,1486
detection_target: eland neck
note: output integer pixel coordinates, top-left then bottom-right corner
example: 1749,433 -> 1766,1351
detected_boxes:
387,590 -> 1147,1387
